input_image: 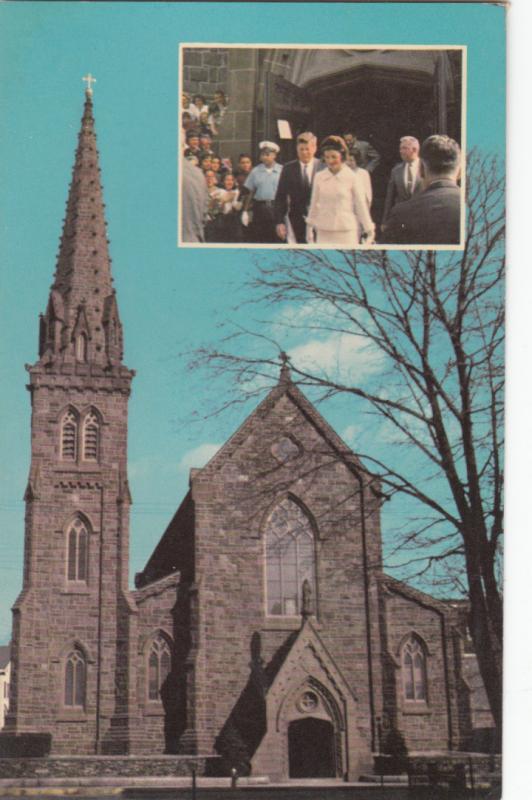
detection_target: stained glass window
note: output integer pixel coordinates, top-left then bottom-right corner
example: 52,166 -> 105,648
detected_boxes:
61,410 -> 78,461
82,410 -> 100,461
402,636 -> 427,701
265,499 -> 316,616
148,635 -> 172,701
65,649 -> 86,708
67,517 -> 88,582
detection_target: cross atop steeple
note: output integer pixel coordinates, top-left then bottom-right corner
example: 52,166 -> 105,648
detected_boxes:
82,72 -> 97,97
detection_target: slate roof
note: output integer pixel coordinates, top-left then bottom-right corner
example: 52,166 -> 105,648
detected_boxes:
379,572 -> 455,617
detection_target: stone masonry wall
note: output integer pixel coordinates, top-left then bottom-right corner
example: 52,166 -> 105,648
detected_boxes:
132,573 -> 180,754
186,388 -> 384,769
381,588 -> 454,752
214,49 -> 259,166
0,755 -> 211,778
7,370 -> 133,755
182,48 -> 229,100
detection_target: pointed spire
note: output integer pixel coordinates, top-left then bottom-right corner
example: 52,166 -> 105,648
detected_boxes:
117,469 -> 133,505
53,87 -> 112,298
38,82 -> 124,368
279,351 -> 292,385
23,465 -> 40,502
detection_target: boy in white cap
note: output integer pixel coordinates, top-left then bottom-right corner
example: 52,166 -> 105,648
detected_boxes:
244,141 -> 282,243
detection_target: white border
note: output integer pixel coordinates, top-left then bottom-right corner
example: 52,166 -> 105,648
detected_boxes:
504,0 -> 531,797
178,43 -> 467,251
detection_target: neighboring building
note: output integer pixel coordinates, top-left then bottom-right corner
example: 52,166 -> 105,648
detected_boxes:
2,90 -> 491,779
444,601 -> 497,754
0,646 -> 10,730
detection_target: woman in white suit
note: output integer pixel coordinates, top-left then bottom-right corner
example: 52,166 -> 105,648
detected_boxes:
306,136 -> 375,246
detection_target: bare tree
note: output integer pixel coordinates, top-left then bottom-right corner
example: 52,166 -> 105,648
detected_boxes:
191,150 -> 504,739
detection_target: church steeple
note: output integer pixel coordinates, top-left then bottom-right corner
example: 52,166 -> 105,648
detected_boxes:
8,81 -> 136,755
39,81 -> 124,368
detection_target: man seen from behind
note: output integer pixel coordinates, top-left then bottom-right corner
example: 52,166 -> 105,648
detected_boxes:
381,134 -> 462,245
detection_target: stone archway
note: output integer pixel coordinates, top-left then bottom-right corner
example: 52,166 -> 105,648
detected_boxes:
257,47 -> 462,223
285,48 -> 462,144
251,620 -> 373,782
288,717 -> 336,778
280,679 -> 346,780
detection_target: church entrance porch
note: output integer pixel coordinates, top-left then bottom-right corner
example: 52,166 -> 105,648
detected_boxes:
249,618 -> 372,782
288,717 -> 336,778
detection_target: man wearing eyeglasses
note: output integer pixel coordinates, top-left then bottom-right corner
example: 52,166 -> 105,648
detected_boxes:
274,132 -> 325,244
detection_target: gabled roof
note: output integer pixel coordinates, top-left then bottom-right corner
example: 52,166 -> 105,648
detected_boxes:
138,491 -> 194,586
132,571 -> 180,605
196,370 -> 368,481
140,368 -> 378,581
379,572 -> 454,617
265,616 -> 357,703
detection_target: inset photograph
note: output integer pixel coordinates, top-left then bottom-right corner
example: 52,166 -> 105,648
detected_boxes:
179,45 -> 465,249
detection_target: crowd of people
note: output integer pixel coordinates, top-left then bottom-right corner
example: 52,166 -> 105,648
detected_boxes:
181,91 -> 462,247
182,90 -> 228,137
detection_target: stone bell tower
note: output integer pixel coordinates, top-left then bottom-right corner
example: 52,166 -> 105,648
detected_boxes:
4,79 -> 137,755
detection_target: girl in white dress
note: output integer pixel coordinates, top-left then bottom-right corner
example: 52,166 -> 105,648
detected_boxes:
306,136 -> 375,246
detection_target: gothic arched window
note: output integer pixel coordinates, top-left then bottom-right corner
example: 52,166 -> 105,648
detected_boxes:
82,410 -> 100,461
64,648 -> 86,708
265,498 -> 316,616
61,409 -> 78,461
148,635 -> 172,701
76,333 -> 88,362
402,636 -> 428,701
67,517 -> 88,582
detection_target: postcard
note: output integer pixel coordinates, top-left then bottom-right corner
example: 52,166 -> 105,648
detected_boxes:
0,2 -> 506,797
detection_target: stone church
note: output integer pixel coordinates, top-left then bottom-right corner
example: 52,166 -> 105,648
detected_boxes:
2,91 -> 486,781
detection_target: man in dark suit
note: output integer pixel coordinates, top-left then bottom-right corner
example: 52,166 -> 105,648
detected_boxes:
274,132 -> 324,243
343,131 -> 381,173
381,135 -> 462,245
381,136 -> 423,230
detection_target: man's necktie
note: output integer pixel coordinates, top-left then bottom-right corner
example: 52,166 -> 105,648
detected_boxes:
303,164 -> 310,192
407,163 -> 414,195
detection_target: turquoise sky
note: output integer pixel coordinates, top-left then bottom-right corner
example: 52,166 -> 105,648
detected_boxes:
0,2 -> 505,643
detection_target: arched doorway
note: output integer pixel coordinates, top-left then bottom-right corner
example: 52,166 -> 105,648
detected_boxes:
299,51 -> 462,224
260,48 -> 462,224
288,718 -> 336,778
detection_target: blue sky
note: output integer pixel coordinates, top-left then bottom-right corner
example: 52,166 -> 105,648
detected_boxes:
0,2 -> 505,644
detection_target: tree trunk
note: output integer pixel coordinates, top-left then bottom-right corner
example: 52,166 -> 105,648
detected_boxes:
466,546 -> 503,746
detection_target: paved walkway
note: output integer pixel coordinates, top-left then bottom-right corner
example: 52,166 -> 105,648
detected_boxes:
0,779 -> 500,800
